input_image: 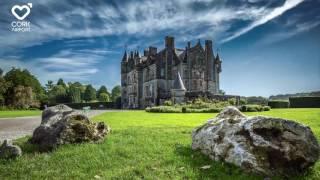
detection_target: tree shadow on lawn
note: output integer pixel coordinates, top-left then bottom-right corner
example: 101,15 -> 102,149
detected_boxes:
174,144 -> 317,180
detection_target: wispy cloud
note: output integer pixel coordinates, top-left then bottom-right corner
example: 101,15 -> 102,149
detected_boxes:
257,20 -> 320,45
0,48 -> 109,83
221,0 -> 305,43
0,0 -> 305,53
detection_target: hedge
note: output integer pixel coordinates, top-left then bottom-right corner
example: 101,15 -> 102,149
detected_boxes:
289,97 -> 320,108
267,101 -> 289,108
239,105 -> 270,112
49,102 -> 117,110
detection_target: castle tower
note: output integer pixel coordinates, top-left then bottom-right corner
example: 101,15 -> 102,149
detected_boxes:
171,72 -> 186,104
214,53 -> 222,94
165,36 -> 175,91
121,51 -> 128,108
205,40 -> 214,91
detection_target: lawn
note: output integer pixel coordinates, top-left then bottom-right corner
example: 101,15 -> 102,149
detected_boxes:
0,110 -> 41,118
1,108 -> 320,179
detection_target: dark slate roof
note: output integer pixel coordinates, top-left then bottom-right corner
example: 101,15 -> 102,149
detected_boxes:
173,72 -> 186,90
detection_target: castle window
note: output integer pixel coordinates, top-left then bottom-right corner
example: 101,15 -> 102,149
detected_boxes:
161,68 -> 164,78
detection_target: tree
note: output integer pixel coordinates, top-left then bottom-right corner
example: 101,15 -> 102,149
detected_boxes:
98,93 -> 110,102
45,80 -> 54,92
111,85 -> 121,102
69,83 -> 82,103
12,85 -> 33,109
84,85 -> 96,102
49,85 -> 68,104
97,85 -> 110,97
57,78 -> 67,88
246,96 -> 268,105
0,69 -> 8,106
4,68 -> 45,105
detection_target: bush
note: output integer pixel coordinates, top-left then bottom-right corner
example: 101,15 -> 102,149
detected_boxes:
289,97 -> 320,108
263,106 -> 271,111
240,105 -> 267,112
49,102 -> 116,109
186,107 -> 221,113
182,107 -> 187,113
145,106 -> 181,113
163,100 -> 173,106
268,101 -> 289,108
228,98 -> 237,105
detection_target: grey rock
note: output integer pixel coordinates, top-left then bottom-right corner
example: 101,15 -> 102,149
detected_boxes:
0,139 -> 22,159
192,106 -> 320,176
30,104 -> 110,151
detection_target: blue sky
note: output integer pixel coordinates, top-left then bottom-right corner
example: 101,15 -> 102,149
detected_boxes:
0,0 -> 319,97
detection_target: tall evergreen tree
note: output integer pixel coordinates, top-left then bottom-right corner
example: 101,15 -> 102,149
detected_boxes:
84,85 -> 96,102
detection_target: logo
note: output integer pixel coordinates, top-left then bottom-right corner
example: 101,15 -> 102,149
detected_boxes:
11,3 -> 32,32
11,3 -> 32,20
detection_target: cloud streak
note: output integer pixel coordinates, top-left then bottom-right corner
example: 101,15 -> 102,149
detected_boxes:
222,0 -> 305,43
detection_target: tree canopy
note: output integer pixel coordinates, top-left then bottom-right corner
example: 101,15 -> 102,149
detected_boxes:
84,85 -> 96,102
111,85 -> 121,102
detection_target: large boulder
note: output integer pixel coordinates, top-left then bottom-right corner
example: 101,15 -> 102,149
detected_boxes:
192,106 -> 319,176
30,104 -> 110,151
0,139 -> 22,159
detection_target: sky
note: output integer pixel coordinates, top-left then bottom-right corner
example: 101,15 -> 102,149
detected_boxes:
0,0 -> 319,97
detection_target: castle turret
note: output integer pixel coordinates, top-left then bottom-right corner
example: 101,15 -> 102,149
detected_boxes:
205,40 -> 214,82
214,53 -> 222,94
122,51 -> 127,62
171,72 -> 186,104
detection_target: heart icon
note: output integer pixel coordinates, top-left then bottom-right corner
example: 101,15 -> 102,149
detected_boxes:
11,5 -> 31,21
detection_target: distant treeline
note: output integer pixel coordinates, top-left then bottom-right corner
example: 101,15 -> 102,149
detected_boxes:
269,91 -> 320,100
0,67 -> 121,109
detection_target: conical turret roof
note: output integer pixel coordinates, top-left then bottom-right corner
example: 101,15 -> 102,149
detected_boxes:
173,72 -> 186,90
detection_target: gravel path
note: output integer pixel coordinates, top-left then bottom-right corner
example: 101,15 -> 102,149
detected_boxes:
0,110 -> 110,142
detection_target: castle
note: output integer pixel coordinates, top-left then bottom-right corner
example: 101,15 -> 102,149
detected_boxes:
121,36 -> 222,109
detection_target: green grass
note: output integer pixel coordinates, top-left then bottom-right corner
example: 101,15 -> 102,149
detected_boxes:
0,110 -> 41,118
1,108 -> 320,179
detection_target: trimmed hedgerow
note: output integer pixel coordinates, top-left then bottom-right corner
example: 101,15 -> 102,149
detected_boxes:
239,105 -> 270,112
289,97 -> 320,108
267,101 -> 289,108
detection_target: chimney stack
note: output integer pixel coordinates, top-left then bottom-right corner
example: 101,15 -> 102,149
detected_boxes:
165,36 -> 175,49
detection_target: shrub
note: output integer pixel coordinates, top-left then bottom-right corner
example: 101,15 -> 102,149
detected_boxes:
263,106 -> 271,111
239,98 -> 247,105
145,106 -> 181,113
228,98 -> 237,105
182,107 -> 187,113
289,97 -> 320,108
240,105 -> 266,112
268,101 -> 289,108
163,100 -> 173,106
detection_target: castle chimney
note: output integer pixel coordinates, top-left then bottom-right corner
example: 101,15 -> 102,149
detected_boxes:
165,36 -> 175,49
144,49 -> 149,56
187,41 -> 191,49
149,46 -> 157,55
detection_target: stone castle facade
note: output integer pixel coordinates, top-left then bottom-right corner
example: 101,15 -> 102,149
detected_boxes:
121,36 -> 222,109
